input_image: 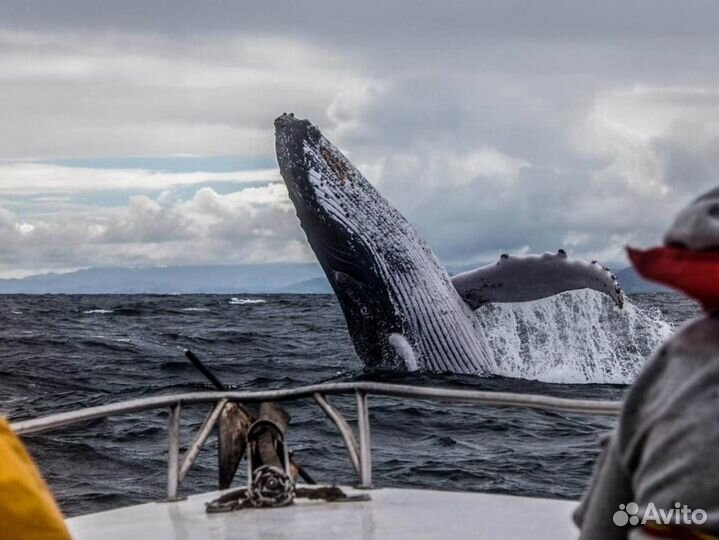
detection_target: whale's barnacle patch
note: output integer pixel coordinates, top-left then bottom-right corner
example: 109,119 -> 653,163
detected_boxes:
320,145 -> 350,183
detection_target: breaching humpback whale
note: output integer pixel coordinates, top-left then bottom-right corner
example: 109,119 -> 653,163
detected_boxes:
275,114 -> 623,374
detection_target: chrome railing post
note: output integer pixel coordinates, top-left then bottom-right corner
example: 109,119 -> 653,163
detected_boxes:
179,398 -> 227,483
355,390 -> 372,488
166,402 -> 181,501
313,393 -> 361,476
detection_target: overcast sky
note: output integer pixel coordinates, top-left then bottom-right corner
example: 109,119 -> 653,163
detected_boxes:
0,1 -> 716,278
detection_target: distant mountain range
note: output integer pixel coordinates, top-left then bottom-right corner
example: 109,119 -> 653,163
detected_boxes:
0,263 -> 665,295
0,264 -> 328,294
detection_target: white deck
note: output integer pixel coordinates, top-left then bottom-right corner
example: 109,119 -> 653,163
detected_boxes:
67,486 -> 579,540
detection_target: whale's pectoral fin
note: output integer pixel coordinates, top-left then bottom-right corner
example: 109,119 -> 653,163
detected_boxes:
388,333 -> 419,371
451,250 -> 624,310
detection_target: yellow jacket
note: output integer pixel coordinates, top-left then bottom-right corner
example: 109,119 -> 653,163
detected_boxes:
0,417 -> 71,540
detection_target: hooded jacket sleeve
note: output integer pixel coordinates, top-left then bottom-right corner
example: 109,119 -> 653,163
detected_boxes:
0,417 -> 72,540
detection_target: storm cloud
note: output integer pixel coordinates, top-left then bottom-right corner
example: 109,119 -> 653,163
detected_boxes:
0,0 -> 716,276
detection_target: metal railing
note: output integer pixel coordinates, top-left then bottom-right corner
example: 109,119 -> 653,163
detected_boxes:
11,382 -> 621,500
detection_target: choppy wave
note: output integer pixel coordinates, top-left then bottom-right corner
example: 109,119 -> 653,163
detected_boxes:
228,297 -> 267,305
478,290 -> 674,384
181,307 -> 211,312
0,292 -> 697,517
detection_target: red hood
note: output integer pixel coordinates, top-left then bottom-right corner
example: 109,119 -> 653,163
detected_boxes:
627,246 -> 719,312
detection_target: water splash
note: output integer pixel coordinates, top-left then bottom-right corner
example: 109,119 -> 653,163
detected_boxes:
478,290 -> 673,384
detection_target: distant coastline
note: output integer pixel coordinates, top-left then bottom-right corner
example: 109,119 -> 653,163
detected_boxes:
0,263 -> 667,295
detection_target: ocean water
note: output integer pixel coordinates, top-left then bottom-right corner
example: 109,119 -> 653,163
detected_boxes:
0,291 -> 700,517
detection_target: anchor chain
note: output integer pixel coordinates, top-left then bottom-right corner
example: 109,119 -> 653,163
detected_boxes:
247,465 -> 295,508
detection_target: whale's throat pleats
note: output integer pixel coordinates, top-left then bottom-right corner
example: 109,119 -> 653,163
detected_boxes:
377,242 -> 497,374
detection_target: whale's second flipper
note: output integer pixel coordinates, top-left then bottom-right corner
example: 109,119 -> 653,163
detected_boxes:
451,251 -> 624,310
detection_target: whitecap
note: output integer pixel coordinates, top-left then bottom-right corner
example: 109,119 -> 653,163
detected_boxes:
181,307 -> 211,312
228,298 -> 267,305
82,309 -> 114,314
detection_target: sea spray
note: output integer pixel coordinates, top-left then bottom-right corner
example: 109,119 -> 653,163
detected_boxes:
478,290 -> 673,384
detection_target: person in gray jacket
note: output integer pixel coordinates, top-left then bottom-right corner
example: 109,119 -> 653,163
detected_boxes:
574,186 -> 719,540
